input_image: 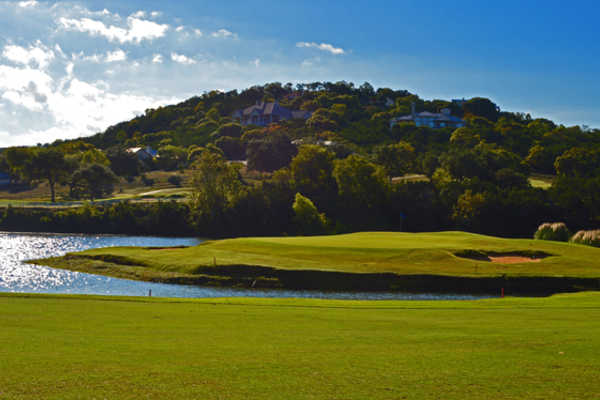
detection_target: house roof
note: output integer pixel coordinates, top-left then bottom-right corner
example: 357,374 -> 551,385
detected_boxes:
240,102 -> 292,119
234,102 -> 312,121
126,147 -> 157,157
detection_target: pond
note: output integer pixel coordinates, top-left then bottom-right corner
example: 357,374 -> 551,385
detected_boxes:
0,232 -> 487,300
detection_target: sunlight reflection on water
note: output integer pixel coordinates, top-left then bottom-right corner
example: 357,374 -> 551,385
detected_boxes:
0,232 -> 488,300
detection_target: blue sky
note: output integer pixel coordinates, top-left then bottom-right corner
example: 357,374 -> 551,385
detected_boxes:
1,0 -> 598,146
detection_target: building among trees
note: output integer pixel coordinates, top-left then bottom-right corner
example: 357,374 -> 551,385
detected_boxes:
232,101 -> 312,126
390,103 -> 466,129
126,146 -> 157,161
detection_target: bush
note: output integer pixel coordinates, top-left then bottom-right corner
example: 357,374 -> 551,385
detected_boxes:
168,174 -> 183,187
534,222 -> 571,242
570,230 -> 600,247
141,174 -> 155,186
292,193 -> 327,235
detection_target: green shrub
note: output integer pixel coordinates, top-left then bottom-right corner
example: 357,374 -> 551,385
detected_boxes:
292,193 -> 328,235
570,230 -> 600,247
141,174 -> 155,186
534,222 -> 571,242
168,175 -> 183,187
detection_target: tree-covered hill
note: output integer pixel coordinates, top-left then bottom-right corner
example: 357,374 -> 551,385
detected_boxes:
2,81 -> 600,238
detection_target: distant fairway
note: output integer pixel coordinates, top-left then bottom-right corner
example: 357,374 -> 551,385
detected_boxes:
1,292 -> 599,399
35,231 -> 600,293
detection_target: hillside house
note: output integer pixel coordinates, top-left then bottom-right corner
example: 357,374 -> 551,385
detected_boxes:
232,101 -> 311,127
390,104 -> 466,129
126,146 -> 157,161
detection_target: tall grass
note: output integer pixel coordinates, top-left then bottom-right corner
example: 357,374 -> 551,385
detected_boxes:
534,222 -> 571,242
570,230 -> 600,247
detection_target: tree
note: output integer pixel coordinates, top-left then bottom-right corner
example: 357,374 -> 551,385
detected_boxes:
374,142 -> 416,177
333,154 -> 389,210
215,136 -> 246,160
157,145 -> 187,170
463,97 -> 500,122
554,147 -> 600,177
30,148 -> 71,203
106,148 -> 141,178
307,109 -> 338,132
290,145 -> 337,206
70,163 -> 118,201
189,150 -> 243,221
4,147 -> 35,183
292,193 -> 327,235
215,123 -> 243,138
246,133 -> 297,172
80,148 -> 110,166
453,190 -> 487,230
449,127 -> 480,147
524,145 -> 556,174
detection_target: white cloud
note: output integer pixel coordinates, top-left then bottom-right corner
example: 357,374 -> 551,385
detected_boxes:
105,49 -> 126,62
0,2 -> 362,146
171,52 -> 196,65
0,64 -> 52,113
17,1 -> 38,8
175,25 -> 185,32
58,16 -> 169,44
70,51 -> 101,63
2,43 -> 55,69
130,10 -> 146,18
211,29 -> 237,39
0,61 -> 180,146
0,64 -> 53,95
296,42 -> 345,55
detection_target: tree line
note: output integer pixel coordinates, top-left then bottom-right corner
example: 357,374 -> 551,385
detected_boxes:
1,81 -> 599,237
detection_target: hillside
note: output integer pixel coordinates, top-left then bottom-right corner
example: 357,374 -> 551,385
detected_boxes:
2,81 -> 600,238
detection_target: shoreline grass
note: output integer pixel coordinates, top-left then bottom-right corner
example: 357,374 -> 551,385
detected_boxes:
33,231 -> 600,294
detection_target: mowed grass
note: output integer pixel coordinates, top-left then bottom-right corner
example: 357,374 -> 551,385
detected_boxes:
529,173 -> 555,189
54,231 -> 600,281
0,170 -> 192,207
0,292 -> 599,399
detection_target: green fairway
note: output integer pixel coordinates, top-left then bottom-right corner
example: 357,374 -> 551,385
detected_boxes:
36,231 -> 600,293
0,292 -> 599,399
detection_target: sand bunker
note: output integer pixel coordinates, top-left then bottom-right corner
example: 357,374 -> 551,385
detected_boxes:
455,249 -> 551,263
488,256 -> 542,264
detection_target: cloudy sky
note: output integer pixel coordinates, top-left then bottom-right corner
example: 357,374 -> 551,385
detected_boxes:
1,0 -> 599,146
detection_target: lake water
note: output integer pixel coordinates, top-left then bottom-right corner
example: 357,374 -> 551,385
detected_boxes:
0,232 -> 487,300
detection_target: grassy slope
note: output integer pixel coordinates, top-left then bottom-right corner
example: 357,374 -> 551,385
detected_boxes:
41,232 -> 600,282
0,292 -> 599,399
0,170 -> 191,207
